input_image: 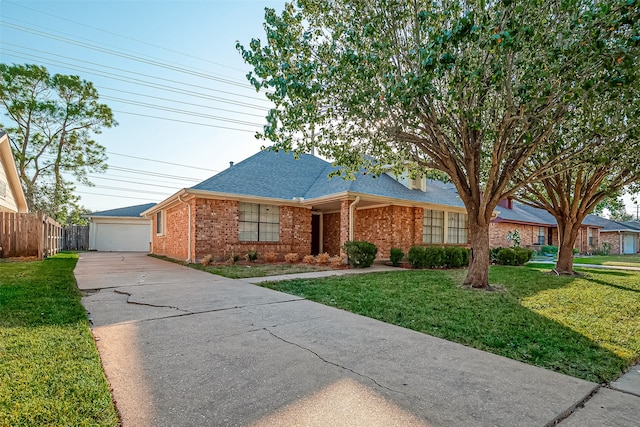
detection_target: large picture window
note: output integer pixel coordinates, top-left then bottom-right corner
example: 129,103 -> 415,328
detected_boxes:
423,209 -> 444,244
447,212 -> 469,244
239,203 -> 280,242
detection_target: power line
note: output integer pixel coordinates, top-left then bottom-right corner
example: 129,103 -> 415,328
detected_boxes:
76,190 -> 159,202
106,152 -> 218,172
89,175 -> 184,190
1,48 -> 270,111
1,21 -> 258,90
6,0 -> 249,74
77,183 -> 172,196
87,173 -> 201,187
2,42 -> 270,102
100,95 -> 263,127
111,110 -> 260,132
106,165 -> 204,181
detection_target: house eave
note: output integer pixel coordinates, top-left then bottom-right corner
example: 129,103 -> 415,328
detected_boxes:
0,133 -> 28,213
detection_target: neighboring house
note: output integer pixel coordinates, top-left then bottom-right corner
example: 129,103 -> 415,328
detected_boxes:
589,216 -> 640,255
87,203 -> 155,252
0,131 -> 28,213
142,150 -> 470,263
490,200 -> 602,253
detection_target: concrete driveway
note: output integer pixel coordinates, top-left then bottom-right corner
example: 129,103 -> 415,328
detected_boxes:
77,252 -> 639,426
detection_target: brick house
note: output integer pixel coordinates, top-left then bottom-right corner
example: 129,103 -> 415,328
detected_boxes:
141,149 -> 470,263
587,216 -> 640,255
490,199 -> 607,253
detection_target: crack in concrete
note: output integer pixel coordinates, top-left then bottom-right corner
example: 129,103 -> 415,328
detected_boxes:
263,327 -> 419,399
113,289 -> 191,313
545,384 -> 601,426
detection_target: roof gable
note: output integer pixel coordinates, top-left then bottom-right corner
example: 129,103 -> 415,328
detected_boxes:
0,131 -> 28,213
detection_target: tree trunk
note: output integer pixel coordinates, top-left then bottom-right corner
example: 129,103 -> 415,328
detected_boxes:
555,219 -> 581,275
463,216 -> 491,288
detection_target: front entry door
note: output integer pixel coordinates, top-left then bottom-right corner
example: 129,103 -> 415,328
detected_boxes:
311,214 -> 321,255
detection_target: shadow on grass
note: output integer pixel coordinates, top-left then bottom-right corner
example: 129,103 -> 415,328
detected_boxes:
260,265 -> 632,383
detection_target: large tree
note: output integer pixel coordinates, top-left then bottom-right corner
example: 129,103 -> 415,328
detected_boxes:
518,95 -> 640,274
0,64 -> 115,223
239,0 -> 639,287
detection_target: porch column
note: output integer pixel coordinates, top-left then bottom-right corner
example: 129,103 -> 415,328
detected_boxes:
339,200 -> 351,253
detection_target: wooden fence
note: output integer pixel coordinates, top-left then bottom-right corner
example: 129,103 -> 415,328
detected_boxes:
62,225 -> 89,251
0,212 -> 62,259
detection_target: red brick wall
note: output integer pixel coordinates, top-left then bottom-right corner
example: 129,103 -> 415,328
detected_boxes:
322,212 -> 341,256
151,200 -> 194,261
489,223 -> 546,248
192,199 -> 312,261
599,232 -> 622,255
353,205 -> 418,258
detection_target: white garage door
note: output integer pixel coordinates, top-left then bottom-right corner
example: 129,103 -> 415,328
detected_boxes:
95,223 -> 150,252
624,233 -> 637,254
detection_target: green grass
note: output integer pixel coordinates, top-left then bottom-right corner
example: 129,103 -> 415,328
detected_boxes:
574,254 -> 640,267
150,254 -> 337,279
259,265 -> 640,383
0,253 -> 119,427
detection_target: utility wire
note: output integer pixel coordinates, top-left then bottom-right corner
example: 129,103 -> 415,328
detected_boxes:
2,42 -> 270,102
6,0 -> 249,74
106,165 -> 204,181
1,21 -> 258,89
1,48 -> 270,111
76,183 -> 172,196
87,173 -> 202,186
106,152 -> 219,172
89,175 -> 184,190
76,190 -> 159,202
111,110 -> 260,132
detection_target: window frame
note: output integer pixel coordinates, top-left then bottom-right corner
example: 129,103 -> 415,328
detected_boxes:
537,227 -> 546,245
238,202 -> 280,242
588,228 -> 594,246
422,209 -> 444,244
447,212 -> 469,244
156,210 -> 164,235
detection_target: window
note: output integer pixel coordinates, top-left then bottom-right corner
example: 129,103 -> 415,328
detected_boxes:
239,203 -> 279,242
447,212 -> 469,244
423,209 -> 444,243
588,228 -> 593,246
156,211 -> 164,235
537,227 -> 546,245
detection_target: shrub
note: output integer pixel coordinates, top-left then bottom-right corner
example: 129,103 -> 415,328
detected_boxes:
263,252 -> 278,262
496,248 -> 517,266
342,241 -> 377,268
514,247 -> 534,265
389,247 -> 404,267
443,246 -> 468,268
329,256 -> 344,268
573,248 -> 580,254
246,250 -> 259,262
594,242 -> 612,256
284,252 -> 299,263
302,254 -> 316,264
227,254 -> 241,264
200,254 -> 213,266
316,252 -> 331,264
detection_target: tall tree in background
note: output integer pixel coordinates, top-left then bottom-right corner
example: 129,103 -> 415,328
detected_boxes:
0,64 -> 115,224
518,94 -> 640,274
239,0 -> 639,288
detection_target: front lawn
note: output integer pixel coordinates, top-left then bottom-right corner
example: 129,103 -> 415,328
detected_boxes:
259,265 -> 640,383
0,253 -> 119,426
574,254 -> 640,267
190,262 -> 336,279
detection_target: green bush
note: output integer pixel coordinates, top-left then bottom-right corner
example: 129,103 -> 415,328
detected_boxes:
496,248 -> 517,266
514,247 -> 534,265
389,247 -> 404,267
407,246 -> 469,269
495,247 -> 533,266
594,242 -> 612,256
540,245 -> 558,255
343,240 -> 378,268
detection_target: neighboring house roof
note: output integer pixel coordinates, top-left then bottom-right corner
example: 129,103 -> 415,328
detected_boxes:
584,215 -> 640,233
0,131 -> 28,213
88,203 -> 156,218
191,149 -> 465,208
622,220 -> 640,231
494,201 -> 604,228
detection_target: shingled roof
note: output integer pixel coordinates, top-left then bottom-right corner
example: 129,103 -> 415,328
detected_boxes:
191,149 -> 464,207
89,203 -> 156,218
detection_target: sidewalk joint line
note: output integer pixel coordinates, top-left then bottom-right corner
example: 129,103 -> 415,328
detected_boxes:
544,384 -> 600,426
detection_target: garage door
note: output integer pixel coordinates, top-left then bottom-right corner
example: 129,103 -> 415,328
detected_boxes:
95,223 -> 150,252
624,233 -> 637,254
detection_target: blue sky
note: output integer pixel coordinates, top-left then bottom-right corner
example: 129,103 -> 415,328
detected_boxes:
1,0 -> 284,211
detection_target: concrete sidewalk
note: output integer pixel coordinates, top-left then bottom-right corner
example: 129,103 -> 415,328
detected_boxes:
78,252 -> 640,426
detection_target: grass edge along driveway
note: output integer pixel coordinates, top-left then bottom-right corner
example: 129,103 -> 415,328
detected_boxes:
259,265 -> 640,383
0,253 -> 119,427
